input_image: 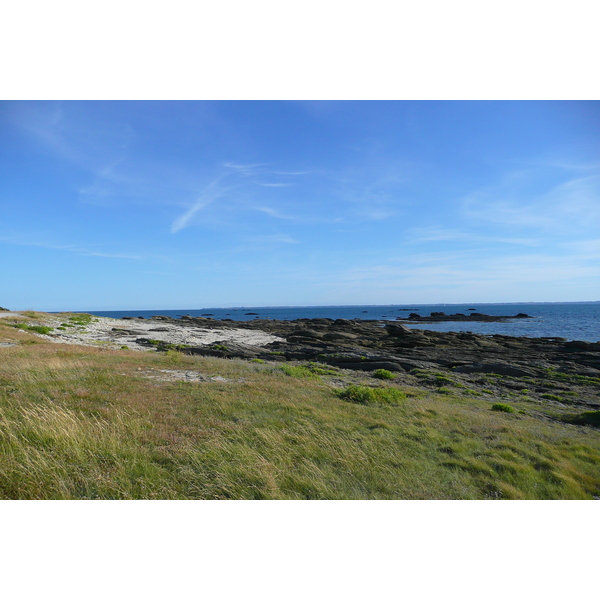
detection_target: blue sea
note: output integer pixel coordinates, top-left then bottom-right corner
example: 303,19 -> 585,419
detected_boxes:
85,302 -> 600,343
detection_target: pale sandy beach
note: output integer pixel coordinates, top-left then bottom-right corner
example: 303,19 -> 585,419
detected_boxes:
3,313 -> 284,351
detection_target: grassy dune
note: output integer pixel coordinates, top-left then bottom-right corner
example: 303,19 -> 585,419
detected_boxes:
1,315 -> 599,499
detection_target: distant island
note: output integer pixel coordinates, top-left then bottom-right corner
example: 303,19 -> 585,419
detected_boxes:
397,311 -> 532,323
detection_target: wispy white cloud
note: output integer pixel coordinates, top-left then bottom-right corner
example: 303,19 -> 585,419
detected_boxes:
251,206 -> 298,220
463,171 -> 600,233
223,162 -> 269,176
0,237 -> 143,260
560,238 -> 600,260
8,101 -> 133,175
253,182 -> 292,188
170,178 -> 230,233
324,249 -> 600,303
75,250 -> 144,259
504,158 -> 600,173
272,171 -> 311,176
361,208 -> 400,221
245,234 -> 300,244
406,226 -> 540,247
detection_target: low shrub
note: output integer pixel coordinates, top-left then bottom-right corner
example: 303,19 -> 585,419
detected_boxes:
68,314 -> 93,326
279,365 -> 319,379
492,403 -> 516,413
336,385 -> 405,406
279,363 -> 337,379
12,324 -> 53,335
541,393 -> 565,402
372,369 -> 396,380
29,325 -> 53,334
165,349 -> 184,364
437,387 -> 454,395
305,362 -> 337,375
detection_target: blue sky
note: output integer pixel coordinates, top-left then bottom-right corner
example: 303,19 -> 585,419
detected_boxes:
1,100 -> 599,311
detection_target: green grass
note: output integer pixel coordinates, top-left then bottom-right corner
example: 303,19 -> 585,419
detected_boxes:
541,393 -> 568,403
544,369 -> 600,387
279,362 -> 337,379
564,411 -> 600,427
411,369 -> 458,387
437,387 -> 454,395
146,339 -> 191,352
372,369 -> 396,380
279,364 -> 320,379
12,324 -> 54,335
67,314 -> 94,326
0,321 -> 599,499
21,311 -> 44,318
492,403 -> 516,414
336,385 -> 406,406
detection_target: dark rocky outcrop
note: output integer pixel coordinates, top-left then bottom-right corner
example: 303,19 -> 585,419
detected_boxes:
399,312 -> 533,323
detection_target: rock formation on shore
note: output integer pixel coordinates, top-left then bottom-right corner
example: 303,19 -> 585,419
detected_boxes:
12,311 -> 599,417
143,317 -> 600,410
116,314 -> 600,416
152,315 -> 595,373
399,311 -> 532,323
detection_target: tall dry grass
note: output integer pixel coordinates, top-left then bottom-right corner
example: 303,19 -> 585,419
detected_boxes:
1,321 -> 599,499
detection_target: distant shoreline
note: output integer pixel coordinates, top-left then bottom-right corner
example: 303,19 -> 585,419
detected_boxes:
75,302 -> 600,343
51,300 -> 600,313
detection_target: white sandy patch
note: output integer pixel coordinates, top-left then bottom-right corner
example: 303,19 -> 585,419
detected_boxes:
24,315 -> 283,351
132,368 -> 243,383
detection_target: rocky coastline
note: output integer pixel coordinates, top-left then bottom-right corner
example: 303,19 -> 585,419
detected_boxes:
116,313 -> 600,413
139,314 -> 597,371
7,311 -> 600,416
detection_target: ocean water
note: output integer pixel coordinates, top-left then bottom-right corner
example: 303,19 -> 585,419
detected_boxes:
86,302 -> 600,343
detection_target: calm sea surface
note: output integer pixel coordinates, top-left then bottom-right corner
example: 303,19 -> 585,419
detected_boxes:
85,302 -> 600,343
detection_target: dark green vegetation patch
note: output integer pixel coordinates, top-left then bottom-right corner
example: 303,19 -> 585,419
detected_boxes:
563,411 -> 600,427
336,385 -> 406,406
372,369 -> 396,380
12,324 -> 54,335
491,403 -> 516,413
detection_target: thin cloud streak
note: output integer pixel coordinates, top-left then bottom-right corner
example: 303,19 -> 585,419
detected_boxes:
251,206 -> 299,220
245,234 -> 300,244
273,171 -> 312,176
325,251 -> 600,303
170,179 -> 230,233
406,226 -> 540,247
0,237 -> 144,260
223,162 -> 270,176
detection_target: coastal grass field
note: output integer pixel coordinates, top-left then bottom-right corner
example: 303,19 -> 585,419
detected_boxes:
1,313 -> 599,499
